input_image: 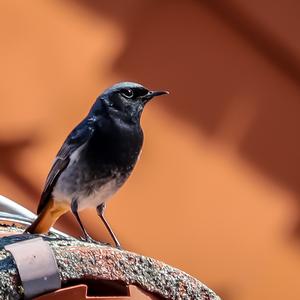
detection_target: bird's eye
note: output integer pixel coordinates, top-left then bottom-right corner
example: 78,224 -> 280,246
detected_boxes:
121,89 -> 134,98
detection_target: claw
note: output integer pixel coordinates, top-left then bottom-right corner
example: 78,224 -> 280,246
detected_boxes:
79,235 -> 112,247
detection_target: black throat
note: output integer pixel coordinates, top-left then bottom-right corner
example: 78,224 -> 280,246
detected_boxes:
84,99 -> 144,176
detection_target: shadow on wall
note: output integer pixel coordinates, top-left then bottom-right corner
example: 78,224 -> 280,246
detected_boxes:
0,136 -> 40,200
2,0 -> 300,241
68,0 -> 300,238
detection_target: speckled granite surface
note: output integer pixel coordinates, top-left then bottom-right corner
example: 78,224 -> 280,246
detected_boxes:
0,225 -> 221,300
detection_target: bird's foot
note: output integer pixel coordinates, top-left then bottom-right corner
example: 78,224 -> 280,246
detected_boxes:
115,244 -> 122,250
79,235 -> 113,247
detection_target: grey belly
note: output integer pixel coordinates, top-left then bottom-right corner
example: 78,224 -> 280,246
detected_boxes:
52,162 -> 126,211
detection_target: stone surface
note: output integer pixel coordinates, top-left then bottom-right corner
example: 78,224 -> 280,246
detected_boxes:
0,225 -> 220,300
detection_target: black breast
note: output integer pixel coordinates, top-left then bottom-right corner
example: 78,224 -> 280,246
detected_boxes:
83,118 -> 144,178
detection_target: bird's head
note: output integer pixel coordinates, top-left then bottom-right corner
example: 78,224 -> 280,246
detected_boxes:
99,82 -> 169,122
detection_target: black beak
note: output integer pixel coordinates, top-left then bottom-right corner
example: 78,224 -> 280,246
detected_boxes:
142,90 -> 169,102
150,90 -> 169,97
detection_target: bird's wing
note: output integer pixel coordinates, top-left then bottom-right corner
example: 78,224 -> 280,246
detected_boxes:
37,117 -> 96,214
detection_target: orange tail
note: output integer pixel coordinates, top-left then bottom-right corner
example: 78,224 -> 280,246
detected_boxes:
25,198 -> 70,234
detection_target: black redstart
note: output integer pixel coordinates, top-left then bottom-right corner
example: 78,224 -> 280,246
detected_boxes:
25,82 -> 168,248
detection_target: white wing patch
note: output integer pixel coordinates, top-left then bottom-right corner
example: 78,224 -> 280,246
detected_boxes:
69,143 -> 87,165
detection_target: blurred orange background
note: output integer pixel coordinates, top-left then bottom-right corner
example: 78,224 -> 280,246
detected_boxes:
1,1 -> 300,299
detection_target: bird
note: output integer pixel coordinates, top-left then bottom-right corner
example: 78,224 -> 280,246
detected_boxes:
25,82 -> 168,248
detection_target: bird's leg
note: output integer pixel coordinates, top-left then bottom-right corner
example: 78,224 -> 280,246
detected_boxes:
71,199 -> 94,243
96,203 -> 122,249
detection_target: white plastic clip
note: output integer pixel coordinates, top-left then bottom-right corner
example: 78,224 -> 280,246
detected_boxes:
5,237 -> 61,299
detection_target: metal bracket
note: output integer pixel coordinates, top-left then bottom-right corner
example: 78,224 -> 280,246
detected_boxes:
5,237 -> 61,299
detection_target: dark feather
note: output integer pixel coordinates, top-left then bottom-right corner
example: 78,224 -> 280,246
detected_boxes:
37,117 -> 96,214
